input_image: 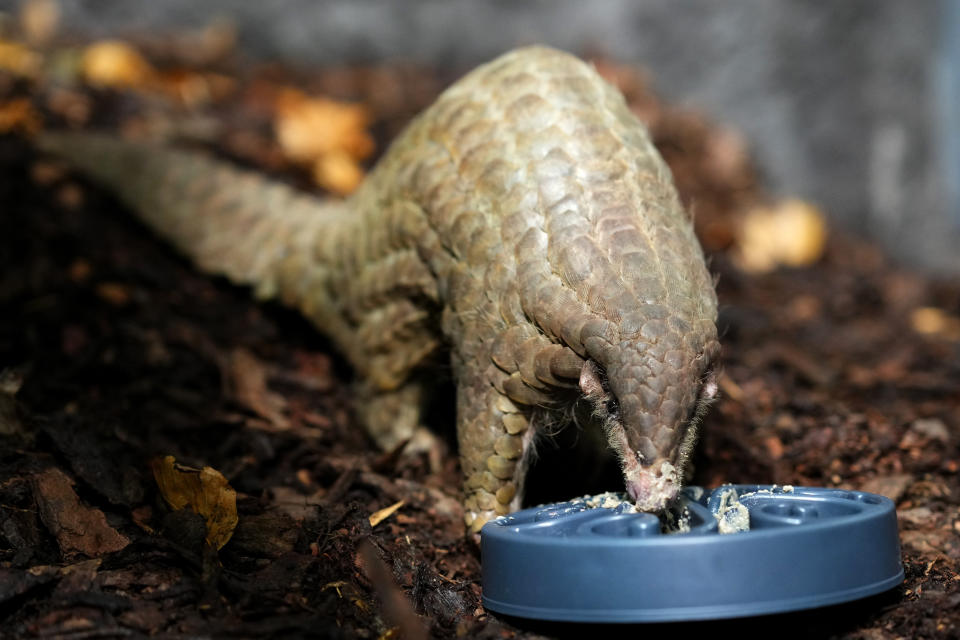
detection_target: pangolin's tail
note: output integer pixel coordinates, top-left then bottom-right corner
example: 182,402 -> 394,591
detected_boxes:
35,132 -> 347,305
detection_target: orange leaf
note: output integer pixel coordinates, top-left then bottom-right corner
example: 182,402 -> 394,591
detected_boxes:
81,40 -> 156,89
274,89 -> 373,162
735,199 -> 827,273
313,150 -> 365,195
911,307 -> 960,341
0,98 -> 41,134
0,39 -> 42,77
150,455 -> 238,550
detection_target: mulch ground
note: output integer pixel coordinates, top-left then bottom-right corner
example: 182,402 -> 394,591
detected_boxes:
1,27 -> 959,640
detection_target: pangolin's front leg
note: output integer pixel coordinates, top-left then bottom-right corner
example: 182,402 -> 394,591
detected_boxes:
453,331 -> 584,531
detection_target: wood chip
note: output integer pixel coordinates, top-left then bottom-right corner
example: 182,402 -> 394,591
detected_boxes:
32,468 -> 129,558
369,500 -> 404,528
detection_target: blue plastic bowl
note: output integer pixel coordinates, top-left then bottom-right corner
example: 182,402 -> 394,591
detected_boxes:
481,485 -> 903,622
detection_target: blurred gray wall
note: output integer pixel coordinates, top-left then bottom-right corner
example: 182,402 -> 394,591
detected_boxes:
4,0 -> 959,274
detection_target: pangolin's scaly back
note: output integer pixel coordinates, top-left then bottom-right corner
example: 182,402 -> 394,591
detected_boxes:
351,47 -> 719,509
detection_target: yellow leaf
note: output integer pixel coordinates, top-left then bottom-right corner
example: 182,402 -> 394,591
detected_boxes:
368,500 -> 404,528
272,89 -> 374,193
910,307 -> 960,341
150,455 -> 238,550
274,89 -> 374,163
313,150 -> 365,195
735,199 -> 827,273
81,40 -> 156,89
0,39 -> 42,77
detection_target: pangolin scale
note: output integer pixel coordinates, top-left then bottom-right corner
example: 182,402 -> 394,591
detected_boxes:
38,46 -> 720,533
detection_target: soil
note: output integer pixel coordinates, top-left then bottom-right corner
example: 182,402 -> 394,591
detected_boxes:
1,29 -> 959,640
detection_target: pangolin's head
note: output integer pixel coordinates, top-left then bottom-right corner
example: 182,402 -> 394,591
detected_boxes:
576,301 -> 720,511
580,333 -> 719,511
556,174 -> 720,511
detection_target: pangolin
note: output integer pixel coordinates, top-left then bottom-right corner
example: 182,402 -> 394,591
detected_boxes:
38,46 -> 720,533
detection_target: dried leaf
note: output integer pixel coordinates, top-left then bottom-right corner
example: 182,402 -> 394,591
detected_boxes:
0,98 -> 41,134
274,88 -> 374,194
150,456 -> 238,550
369,500 -> 404,528
32,468 -> 129,557
910,307 -> 960,341
0,39 -> 42,77
81,40 -> 156,89
275,89 -> 374,162
228,347 -> 290,429
313,149 -> 365,195
735,199 -> 828,273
